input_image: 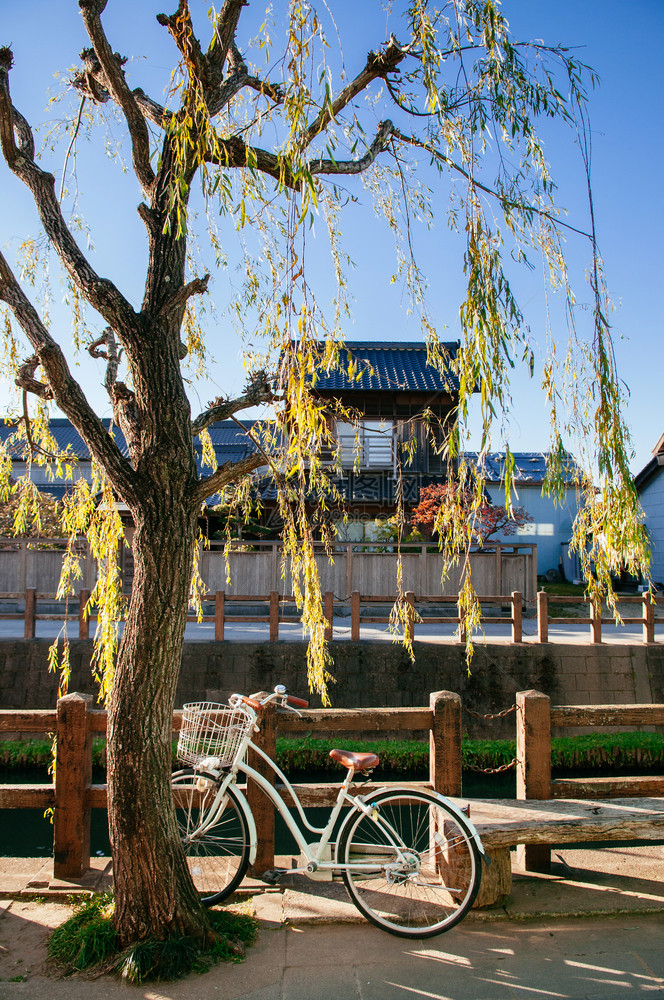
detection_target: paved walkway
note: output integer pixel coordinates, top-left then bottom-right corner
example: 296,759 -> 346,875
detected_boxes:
1,910 -> 663,999
1,846 -> 663,998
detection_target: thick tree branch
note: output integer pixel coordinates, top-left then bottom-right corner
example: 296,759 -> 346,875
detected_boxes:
193,452 -> 265,505
203,136 -> 291,183
302,35 -> 408,150
0,47 -> 137,337
78,0 -> 156,195
0,251 -> 139,504
157,1 -> 208,98
192,370 -> 274,436
310,120 -> 395,177
133,88 -> 172,128
202,119 -> 394,189
158,273 -> 210,320
15,355 -> 53,400
206,0 -> 245,82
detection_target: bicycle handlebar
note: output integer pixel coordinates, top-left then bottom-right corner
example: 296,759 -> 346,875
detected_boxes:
238,695 -> 263,711
232,687 -> 309,712
285,694 -> 309,709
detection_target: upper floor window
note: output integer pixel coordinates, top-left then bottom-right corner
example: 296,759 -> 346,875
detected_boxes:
336,419 -> 394,469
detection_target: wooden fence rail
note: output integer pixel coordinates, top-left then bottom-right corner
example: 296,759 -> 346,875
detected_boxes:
5,588 -> 661,644
0,690 -> 462,880
516,690 -> 664,873
1,692 -> 663,883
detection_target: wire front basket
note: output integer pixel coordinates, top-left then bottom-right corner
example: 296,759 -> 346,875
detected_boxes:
177,701 -> 254,769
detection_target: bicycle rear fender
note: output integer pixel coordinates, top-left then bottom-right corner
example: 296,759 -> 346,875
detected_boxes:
220,780 -> 258,866
350,786 -> 490,866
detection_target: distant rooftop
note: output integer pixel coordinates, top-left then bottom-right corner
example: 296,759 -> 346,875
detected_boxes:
309,341 -> 460,393
463,452 -> 578,485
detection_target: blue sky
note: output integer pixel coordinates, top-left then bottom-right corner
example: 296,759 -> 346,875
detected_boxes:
1,0 -> 662,475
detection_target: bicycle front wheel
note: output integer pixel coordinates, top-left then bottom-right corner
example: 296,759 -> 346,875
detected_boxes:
339,790 -> 481,937
172,769 -> 250,906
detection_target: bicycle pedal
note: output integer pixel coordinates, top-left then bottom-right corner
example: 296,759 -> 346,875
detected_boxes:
259,868 -> 283,885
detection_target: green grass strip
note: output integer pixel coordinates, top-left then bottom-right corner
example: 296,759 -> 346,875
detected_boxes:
2,731 -> 664,776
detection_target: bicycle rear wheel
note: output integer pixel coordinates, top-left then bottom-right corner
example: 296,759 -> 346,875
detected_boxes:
172,769 -> 250,906
338,789 -> 481,937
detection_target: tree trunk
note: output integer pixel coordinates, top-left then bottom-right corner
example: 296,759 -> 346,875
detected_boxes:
107,490 -> 211,945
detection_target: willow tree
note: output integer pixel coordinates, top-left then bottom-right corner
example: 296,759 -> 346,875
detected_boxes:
0,0 -> 647,948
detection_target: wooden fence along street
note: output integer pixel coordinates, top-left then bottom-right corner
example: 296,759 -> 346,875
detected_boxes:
3,587 -> 663,645
0,538 -> 538,600
1,691 -> 663,905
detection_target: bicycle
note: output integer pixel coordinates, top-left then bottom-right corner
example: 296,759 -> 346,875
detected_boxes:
172,685 -> 488,938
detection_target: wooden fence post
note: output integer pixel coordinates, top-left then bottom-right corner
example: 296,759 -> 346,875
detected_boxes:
78,589 -> 91,640
429,690 -> 462,797
537,590 -> 548,643
269,591 -> 279,642
53,692 -> 92,879
247,700 -> 276,876
324,591 -> 334,642
511,591 -> 522,643
516,689 -> 551,873
591,598 -> 602,643
351,591 -> 360,641
24,588 -> 36,639
405,591 -> 415,645
457,594 -> 466,645
215,591 -> 225,641
643,593 -> 655,644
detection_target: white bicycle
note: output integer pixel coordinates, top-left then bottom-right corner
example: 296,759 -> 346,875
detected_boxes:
172,685 -> 487,938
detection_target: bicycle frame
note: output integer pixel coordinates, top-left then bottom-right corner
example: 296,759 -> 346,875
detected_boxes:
177,692 -> 487,938
199,740 -> 373,872
190,736 -> 486,876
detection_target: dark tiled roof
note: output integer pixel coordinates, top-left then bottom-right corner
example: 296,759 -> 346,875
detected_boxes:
0,419 -> 260,505
0,418 -> 258,467
462,452 -> 578,485
196,420 -> 258,467
0,418 -> 129,459
309,341 -> 460,393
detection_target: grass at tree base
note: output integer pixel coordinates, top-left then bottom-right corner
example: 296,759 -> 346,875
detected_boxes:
48,893 -> 257,984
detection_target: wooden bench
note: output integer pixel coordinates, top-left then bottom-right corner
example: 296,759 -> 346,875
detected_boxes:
461,796 -> 664,906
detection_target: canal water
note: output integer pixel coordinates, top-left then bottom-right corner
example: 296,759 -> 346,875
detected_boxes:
7,765 -> 660,859
1,768 -> 518,858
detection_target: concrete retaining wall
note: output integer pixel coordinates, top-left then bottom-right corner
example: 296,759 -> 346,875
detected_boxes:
2,640 -> 663,738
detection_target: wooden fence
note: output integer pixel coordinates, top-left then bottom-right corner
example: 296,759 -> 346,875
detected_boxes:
0,538 -> 537,601
200,539 -> 538,602
4,587 -> 663,645
1,691 -> 663,882
516,690 -> 664,872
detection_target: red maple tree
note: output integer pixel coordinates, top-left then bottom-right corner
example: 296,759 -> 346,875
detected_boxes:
412,483 -> 534,543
